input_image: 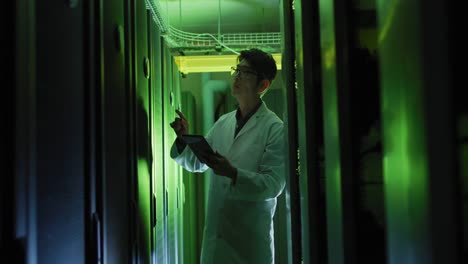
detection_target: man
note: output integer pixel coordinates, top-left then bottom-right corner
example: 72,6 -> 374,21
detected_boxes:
170,48 -> 285,264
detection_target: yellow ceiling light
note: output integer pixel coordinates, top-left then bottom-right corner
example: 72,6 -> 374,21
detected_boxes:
174,53 -> 282,74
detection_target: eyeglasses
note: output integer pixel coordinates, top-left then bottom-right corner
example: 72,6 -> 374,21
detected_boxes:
230,66 -> 258,78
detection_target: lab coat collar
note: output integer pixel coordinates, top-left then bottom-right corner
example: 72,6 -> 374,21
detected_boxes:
233,102 -> 269,140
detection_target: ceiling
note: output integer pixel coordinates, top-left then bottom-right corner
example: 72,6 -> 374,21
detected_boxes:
149,0 -> 376,58
154,0 -> 376,34
157,0 -> 281,34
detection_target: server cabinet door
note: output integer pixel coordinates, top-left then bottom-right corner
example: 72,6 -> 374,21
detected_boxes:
12,0 -> 35,262
280,1 -> 302,263
101,0 -> 132,262
377,0 -> 460,263
162,45 -> 172,264
162,45 -> 179,264
133,0 -> 152,262
172,55 -> 184,264
293,0 -> 328,263
34,1 -> 87,263
180,91 -> 199,264
317,1 -> 354,263
148,9 -> 166,264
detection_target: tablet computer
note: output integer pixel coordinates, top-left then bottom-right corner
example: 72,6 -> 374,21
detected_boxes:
181,135 -> 215,162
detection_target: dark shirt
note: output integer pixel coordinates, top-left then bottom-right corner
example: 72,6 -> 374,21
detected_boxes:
234,101 -> 263,138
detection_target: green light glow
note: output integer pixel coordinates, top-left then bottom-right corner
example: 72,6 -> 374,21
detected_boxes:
318,0 -> 345,263
151,125 -> 165,262
377,0 -> 400,45
378,0 -> 430,262
323,43 -> 336,70
137,158 -> 152,251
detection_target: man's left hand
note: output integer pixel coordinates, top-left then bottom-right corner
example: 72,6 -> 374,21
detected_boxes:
205,151 -> 237,183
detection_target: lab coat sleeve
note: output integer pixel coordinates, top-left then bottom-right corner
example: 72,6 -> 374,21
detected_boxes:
170,120 -> 219,173
170,142 -> 209,173
231,122 -> 286,201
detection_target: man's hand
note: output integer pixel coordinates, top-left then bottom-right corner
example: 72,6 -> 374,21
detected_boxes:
205,151 -> 237,183
170,110 -> 189,138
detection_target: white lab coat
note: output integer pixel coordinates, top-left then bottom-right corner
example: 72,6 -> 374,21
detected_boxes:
171,102 -> 286,264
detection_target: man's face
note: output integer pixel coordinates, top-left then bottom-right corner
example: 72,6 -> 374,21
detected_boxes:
230,59 -> 260,99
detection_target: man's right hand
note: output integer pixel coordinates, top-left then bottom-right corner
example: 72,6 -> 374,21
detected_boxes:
170,109 -> 189,138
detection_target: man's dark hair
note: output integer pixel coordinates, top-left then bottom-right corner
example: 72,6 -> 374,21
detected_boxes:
238,48 -> 277,83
